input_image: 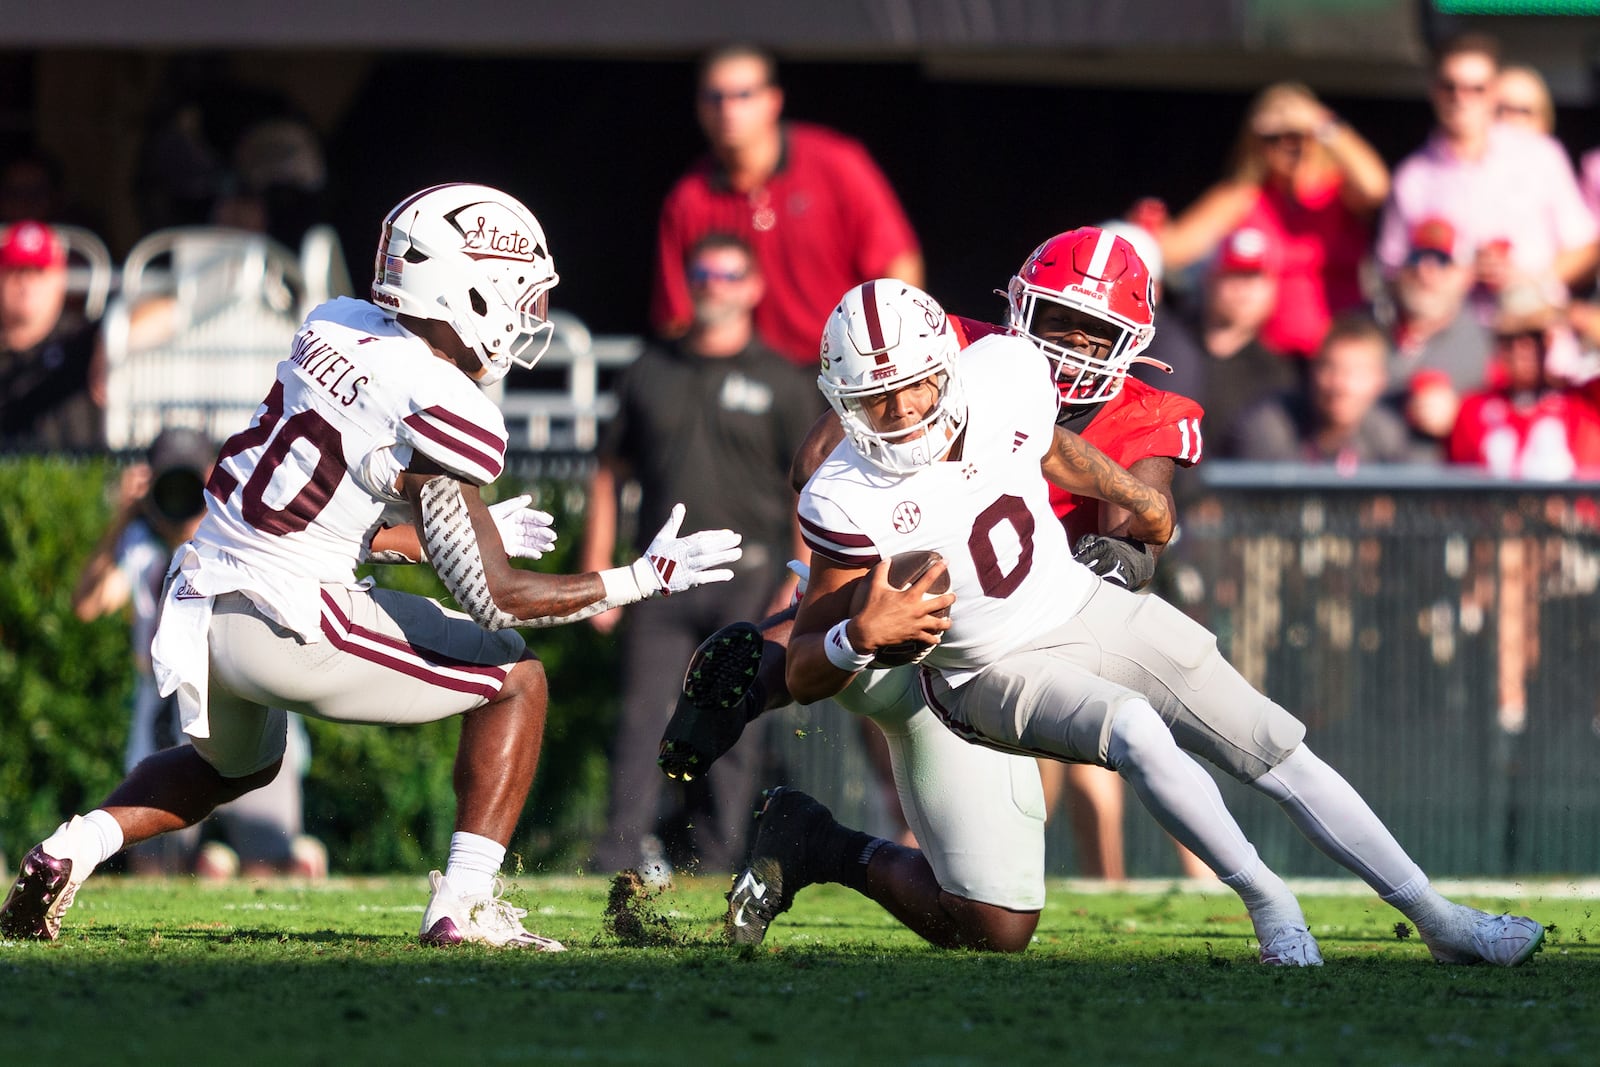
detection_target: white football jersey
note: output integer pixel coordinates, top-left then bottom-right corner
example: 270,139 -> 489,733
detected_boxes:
799,333 -> 1100,681
190,296 -> 507,637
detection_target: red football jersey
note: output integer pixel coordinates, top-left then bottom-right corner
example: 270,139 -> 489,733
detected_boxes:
950,313 -> 1007,348
1051,378 -> 1205,542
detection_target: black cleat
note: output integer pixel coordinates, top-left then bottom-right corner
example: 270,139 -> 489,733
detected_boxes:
659,621 -> 765,781
0,845 -> 78,942
724,787 -> 836,946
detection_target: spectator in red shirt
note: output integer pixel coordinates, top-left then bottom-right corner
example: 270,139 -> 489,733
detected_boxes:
651,44 -> 923,366
1448,287 -> 1600,479
1156,81 -> 1390,358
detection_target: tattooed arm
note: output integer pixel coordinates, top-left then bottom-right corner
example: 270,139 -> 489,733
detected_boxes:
1041,425 -> 1174,547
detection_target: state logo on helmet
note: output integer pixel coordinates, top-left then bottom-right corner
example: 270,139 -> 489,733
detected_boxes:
372,183 -> 560,385
818,279 -> 966,474
1005,226 -> 1163,406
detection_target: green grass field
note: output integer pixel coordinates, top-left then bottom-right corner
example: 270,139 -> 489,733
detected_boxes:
2,874 -> 1595,1065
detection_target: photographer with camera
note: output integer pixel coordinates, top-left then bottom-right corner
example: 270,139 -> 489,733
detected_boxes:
72,427 -> 326,879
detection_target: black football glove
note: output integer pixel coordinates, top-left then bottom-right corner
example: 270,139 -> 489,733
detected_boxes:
1072,533 -> 1157,591
658,621 -> 766,781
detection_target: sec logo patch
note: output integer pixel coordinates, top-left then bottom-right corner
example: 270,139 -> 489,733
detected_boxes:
891,501 -> 921,534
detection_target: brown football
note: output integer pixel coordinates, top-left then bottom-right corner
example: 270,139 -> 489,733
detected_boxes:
857,549 -> 951,669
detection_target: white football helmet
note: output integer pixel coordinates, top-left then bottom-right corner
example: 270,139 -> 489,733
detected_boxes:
371,183 -> 559,385
818,280 -> 966,474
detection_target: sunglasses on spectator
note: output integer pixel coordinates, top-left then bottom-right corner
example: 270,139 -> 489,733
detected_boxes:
1435,79 -> 1490,96
1494,329 -> 1545,346
1496,103 -> 1537,119
689,265 -> 749,285
1258,130 -> 1308,146
700,85 -> 769,105
1405,249 -> 1454,268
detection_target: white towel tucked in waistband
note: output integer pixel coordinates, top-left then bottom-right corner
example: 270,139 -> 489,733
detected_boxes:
150,547 -> 217,739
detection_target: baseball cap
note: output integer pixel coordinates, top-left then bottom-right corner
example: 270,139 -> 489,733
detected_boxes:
145,427 -> 217,523
0,221 -> 65,270
1406,218 -> 1456,266
1214,226 -> 1278,275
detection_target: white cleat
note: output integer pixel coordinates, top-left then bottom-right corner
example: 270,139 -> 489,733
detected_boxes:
419,871 -> 566,951
1427,911 -> 1545,967
1259,924 -> 1324,966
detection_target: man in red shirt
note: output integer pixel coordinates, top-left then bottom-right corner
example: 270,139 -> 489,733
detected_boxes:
651,44 -> 922,366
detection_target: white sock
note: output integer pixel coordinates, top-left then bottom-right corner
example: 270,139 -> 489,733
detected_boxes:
1382,877 -> 1476,943
41,811 -> 125,883
444,832 -> 505,898
1223,861 -> 1308,942
1249,745 -> 1427,896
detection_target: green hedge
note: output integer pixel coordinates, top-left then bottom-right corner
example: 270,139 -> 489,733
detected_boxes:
0,458 -> 620,874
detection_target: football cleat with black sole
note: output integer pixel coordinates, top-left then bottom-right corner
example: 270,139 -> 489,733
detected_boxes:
724,787 -> 836,946
0,845 -> 79,942
658,621 -> 766,782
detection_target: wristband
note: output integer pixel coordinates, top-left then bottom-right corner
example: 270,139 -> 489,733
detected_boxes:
510,566 -> 643,630
823,619 -> 875,673
600,563 -> 653,607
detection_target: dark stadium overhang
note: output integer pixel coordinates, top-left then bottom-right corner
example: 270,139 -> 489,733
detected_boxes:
6,0 -> 1413,53
9,1 -> 1599,100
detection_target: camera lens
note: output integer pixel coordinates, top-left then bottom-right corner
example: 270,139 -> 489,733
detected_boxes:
150,469 -> 206,522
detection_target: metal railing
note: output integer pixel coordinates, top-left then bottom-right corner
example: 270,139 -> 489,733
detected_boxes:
772,466 -> 1600,878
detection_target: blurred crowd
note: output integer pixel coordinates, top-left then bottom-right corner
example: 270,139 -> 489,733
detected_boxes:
7,32 -> 1600,477
1130,33 -> 1600,476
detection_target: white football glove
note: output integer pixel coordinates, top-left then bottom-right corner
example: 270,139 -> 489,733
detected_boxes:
631,502 -> 742,596
488,495 -> 558,560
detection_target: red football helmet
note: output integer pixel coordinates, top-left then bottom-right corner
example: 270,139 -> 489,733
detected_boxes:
1005,226 -> 1163,405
